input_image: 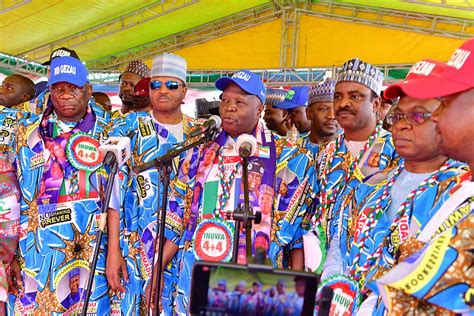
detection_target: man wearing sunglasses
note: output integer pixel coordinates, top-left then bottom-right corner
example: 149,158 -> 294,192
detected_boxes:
8,56 -> 118,314
374,39 -> 474,315
107,53 -> 203,315
162,69 -> 317,314
321,59 -> 468,315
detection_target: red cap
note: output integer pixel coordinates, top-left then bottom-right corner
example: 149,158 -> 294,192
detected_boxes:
384,59 -> 446,99
400,38 -> 474,99
134,77 -> 151,97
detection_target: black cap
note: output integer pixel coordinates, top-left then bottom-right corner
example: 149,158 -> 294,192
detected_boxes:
42,47 -> 80,65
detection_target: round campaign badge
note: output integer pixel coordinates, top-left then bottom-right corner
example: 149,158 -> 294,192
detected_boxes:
66,133 -> 103,171
318,274 -> 360,316
193,220 -> 233,262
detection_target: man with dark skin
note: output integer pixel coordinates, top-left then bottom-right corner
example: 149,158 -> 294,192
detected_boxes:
162,70 -> 317,314
373,38 -> 474,314
92,91 -> 112,112
0,74 -> 35,108
306,78 -> 339,149
9,56 -> 118,314
118,60 -> 150,115
274,86 -> 311,134
263,88 -> 292,136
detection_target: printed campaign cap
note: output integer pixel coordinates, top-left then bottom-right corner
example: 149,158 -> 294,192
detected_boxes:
248,160 -> 264,174
402,38 -> 474,99
265,88 -> 288,106
43,47 -> 80,65
384,59 -> 446,99
274,86 -> 309,110
47,56 -> 88,87
337,58 -> 384,94
151,53 -> 187,83
309,78 -> 337,104
215,70 -> 266,104
68,268 -> 80,279
123,60 -> 151,79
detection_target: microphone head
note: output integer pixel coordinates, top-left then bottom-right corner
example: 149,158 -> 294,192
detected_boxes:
209,115 -> 222,129
235,133 -> 258,157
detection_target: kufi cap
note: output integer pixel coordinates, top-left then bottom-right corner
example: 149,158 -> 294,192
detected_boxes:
309,78 -> 336,104
337,58 -> 384,94
151,53 -> 187,83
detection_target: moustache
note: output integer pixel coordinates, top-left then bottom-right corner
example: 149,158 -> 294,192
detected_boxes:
336,107 -> 356,116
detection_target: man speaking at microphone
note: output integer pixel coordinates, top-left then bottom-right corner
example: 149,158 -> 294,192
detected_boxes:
106,53 -> 203,314
162,69 -> 317,314
8,56 -> 118,314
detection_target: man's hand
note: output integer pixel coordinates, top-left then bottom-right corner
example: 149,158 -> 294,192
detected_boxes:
7,256 -> 23,295
106,250 -> 129,293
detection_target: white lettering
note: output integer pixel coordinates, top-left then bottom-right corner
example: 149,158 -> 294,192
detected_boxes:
232,71 -> 251,81
410,61 -> 436,76
447,49 -> 470,70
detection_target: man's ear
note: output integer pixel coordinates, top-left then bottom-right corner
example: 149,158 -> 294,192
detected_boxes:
372,96 -> 382,114
85,84 -> 93,98
306,106 -> 312,121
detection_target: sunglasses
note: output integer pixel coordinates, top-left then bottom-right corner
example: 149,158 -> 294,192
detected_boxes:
386,112 -> 433,125
149,80 -> 185,90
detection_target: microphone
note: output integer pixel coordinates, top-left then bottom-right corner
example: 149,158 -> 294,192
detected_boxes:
236,134 -> 257,158
189,115 -> 222,137
99,137 -> 131,167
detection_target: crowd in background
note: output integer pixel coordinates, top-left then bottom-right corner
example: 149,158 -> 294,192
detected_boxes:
0,38 -> 473,315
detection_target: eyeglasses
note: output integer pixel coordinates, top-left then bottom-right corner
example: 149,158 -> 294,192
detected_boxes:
50,84 -> 84,96
149,80 -> 185,90
386,112 -> 433,125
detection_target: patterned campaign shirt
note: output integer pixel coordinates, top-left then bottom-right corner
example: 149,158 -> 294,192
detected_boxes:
0,107 -> 34,302
315,127 -> 399,265
375,172 -> 473,315
165,122 -> 316,314
109,112 -> 202,315
334,159 -> 468,313
8,104 -> 118,315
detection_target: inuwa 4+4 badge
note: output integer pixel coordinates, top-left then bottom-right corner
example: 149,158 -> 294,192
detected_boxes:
193,219 -> 233,262
66,132 -> 104,172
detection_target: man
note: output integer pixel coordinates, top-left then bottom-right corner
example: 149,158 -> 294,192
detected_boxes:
92,91 -> 112,112
0,74 -> 35,110
9,56 -> 117,314
35,47 -> 81,115
208,279 -> 228,310
305,78 -> 339,156
60,269 -> 84,309
321,59 -> 468,315
228,281 -> 247,314
163,69 -> 316,313
374,38 -> 474,315
263,88 -> 292,136
117,60 -> 150,115
243,281 -> 265,314
107,52 -> 201,314
309,58 -> 399,278
274,86 -> 311,135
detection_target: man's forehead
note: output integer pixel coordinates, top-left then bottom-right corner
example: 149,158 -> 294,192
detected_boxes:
120,71 -> 142,81
335,81 -> 371,93
222,83 -> 255,98
52,81 -> 81,88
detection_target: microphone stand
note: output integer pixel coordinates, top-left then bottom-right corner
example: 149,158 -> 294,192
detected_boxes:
231,154 -> 261,264
81,152 -> 118,316
149,130 -> 218,315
